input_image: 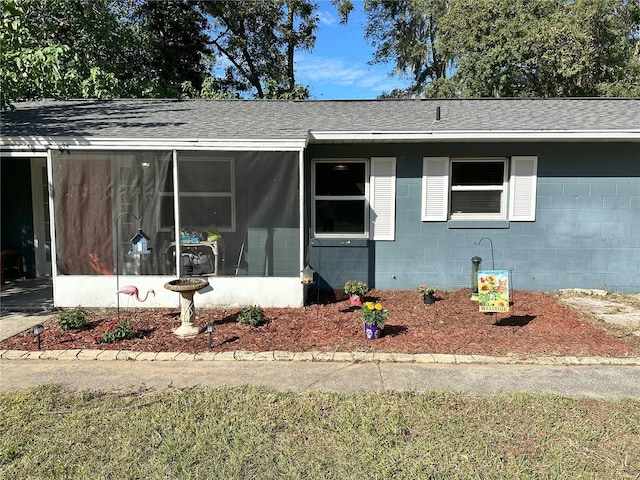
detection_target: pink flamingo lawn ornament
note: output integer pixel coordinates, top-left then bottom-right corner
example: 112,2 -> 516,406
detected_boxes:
117,285 -> 155,302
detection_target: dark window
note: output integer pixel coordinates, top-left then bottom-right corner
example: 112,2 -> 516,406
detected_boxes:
450,160 -> 506,218
314,161 -> 367,235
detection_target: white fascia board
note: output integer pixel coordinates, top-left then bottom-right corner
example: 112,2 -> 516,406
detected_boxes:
309,130 -> 640,142
0,150 -> 48,157
0,136 -> 307,152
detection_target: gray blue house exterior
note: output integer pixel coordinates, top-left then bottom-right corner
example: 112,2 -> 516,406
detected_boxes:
1,98 -> 638,308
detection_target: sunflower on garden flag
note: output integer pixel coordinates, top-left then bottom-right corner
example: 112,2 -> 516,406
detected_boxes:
477,270 -> 510,313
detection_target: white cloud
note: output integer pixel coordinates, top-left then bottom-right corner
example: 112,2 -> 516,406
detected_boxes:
317,10 -> 337,27
295,53 -> 409,99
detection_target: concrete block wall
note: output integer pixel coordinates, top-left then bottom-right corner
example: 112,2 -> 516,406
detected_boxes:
308,142 -> 639,293
246,227 -> 299,277
308,239 -> 369,291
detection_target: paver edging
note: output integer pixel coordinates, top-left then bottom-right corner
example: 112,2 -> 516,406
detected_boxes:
1,349 -> 639,366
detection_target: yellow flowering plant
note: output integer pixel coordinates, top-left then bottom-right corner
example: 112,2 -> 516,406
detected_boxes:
360,301 -> 388,327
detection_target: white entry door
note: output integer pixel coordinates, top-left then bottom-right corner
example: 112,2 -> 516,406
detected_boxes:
30,157 -> 52,276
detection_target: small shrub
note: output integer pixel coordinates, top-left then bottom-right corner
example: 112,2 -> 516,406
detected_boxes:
96,318 -> 135,344
344,280 -> 368,296
57,307 -> 87,331
416,284 -> 438,295
236,306 -> 264,327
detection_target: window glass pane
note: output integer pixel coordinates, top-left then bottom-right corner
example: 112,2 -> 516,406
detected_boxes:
179,197 -> 232,228
316,162 -> 365,196
316,200 -> 365,233
451,191 -> 502,214
451,162 -> 503,186
172,154 -> 235,232
179,160 -> 231,192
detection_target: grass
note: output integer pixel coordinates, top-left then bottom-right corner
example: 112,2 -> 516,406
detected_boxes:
1,385 -> 639,479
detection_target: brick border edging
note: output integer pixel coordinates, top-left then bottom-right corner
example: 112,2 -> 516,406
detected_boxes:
1,349 -> 639,365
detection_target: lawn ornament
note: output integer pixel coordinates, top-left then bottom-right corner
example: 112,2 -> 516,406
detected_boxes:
117,285 -> 155,302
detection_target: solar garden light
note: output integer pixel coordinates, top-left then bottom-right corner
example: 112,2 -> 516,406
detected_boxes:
471,256 -> 482,301
33,324 -> 44,350
206,322 -> 215,349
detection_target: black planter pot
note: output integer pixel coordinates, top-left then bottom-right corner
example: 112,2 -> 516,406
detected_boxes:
423,294 -> 435,305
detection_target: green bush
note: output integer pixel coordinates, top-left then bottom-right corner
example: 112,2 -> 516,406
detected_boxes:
97,318 -> 135,344
236,306 -> 264,327
57,307 -> 87,331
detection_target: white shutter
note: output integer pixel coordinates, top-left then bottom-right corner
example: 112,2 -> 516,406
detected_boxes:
422,157 -> 450,221
370,157 -> 396,241
509,156 -> 538,221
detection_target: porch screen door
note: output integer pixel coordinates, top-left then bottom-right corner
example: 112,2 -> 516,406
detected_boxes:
30,157 -> 52,276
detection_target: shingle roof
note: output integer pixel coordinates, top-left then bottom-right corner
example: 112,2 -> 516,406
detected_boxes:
1,98 -> 639,141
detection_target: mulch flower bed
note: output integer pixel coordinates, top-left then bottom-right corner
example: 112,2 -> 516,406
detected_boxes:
2,289 -> 637,357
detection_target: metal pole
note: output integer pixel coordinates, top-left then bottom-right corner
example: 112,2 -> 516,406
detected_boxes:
116,212 -> 142,318
474,237 -> 495,269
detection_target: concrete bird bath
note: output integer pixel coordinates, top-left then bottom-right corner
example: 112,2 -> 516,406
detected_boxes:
164,277 -> 209,338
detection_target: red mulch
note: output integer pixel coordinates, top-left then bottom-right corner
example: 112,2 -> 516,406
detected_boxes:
2,289 -> 637,357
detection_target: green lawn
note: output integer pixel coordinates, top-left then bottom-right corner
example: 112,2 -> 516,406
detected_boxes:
1,385 -> 639,479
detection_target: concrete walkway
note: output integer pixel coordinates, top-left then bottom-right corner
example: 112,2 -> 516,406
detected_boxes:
0,312 -> 54,342
2,356 -> 640,400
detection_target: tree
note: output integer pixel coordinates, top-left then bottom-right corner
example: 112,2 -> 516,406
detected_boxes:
438,0 -> 640,97
362,0 -> 454,98
1,0 -> 216,108
129,0 -> 213,97
201,0 -> 317,99
1,0 -> 70,109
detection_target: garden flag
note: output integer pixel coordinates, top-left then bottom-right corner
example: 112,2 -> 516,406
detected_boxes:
477,270 -> 510,313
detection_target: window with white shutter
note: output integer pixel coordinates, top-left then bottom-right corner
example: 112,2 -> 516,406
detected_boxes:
370,157 -> 396,241
422,157 -> 450,221
421,156 -> 538,222
509,156 -> 538,221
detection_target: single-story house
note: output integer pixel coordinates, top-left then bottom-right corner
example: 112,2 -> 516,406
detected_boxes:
1,98 -> 638,308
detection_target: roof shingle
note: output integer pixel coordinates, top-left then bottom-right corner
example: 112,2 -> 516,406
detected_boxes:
1,98 -> 638,141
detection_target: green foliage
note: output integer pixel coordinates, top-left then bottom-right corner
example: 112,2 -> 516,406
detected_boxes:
344,280 -> 368,296
360,301 -> 388,327
201,0 -> 316,99
1,0 -> 214,108
363,0 -> 640,98
96,318 -> 135,344
56,307 -> 87,331
364,0 -> 451,98
236,306 -> 264,327
1,0 -> 69,109
416,284 -> 438,295
438,0 -> 640,98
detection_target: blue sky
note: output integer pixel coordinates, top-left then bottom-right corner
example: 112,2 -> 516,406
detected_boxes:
295,1 -> 410,100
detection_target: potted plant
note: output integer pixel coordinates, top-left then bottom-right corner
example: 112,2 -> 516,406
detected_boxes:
344,280 -> 368,306
416,284 -> 438,305
360,301 -> 388,339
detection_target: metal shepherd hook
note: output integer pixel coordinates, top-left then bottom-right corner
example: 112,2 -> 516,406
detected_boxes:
474,237 -> 495,269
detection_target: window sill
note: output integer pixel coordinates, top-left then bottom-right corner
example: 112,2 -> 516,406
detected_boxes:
447,220 -> 510,229
310,238 -> 369,247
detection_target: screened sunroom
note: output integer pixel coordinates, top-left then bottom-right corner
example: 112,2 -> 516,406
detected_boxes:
50,148 -> 306,308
